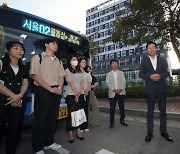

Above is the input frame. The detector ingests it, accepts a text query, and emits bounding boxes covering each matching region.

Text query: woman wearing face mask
[0,41,29,154]
[77,58,92,133]
[65,55,84,143]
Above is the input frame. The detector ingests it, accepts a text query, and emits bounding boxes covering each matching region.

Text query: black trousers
[81,95,89,130]
[66,94,83,131]
[146,92,167,133]
[31,87,60,153]
[0,100,26,154]
[109,94,125,124]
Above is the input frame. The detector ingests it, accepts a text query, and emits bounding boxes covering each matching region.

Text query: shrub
[95,84,180,98]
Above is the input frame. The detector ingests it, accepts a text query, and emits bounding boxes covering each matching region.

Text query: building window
[105,54,109,60]
[104,16,109,21]
[86,30,90,35]
[94,33,99,39]
[94,26,99,32]
[90,35,94,40]
[116,43,123,49]
[104,46,108,52]
[110,53,115,59]
[129,49,134,55]
[91,21,94,26]
[126,58,132,65]
[86,23,89,28]
[116,52,121,58]
[119,59,125,66]
[86,16,90,21]
[102,62,106,68]
[99,17,104,23]
[91,15,94,20]
[99,40,104,45]
[109,13,114,20]
[106,62,109,68]
[99,10,104,16]
[91,28,94,33]
[100,25,104,30]
[104,23,109,29]
[109,28,114,33]
[99,48,104,52]
[94,56,99,62]
[99,55,104,61]
[95,20,99,25]
[120,2,125,8]
[104,30,109,36]
[109,44,115,51]
[109,6,114,12]
[104,8,109,14]
[99,32,104,38]
[133,56,140,64]
[114,4,119,10]
[124,70,136,82]
[109,21,114,27]
[95,12,99,18]
[142,46,146,53]
[122,50,126,57]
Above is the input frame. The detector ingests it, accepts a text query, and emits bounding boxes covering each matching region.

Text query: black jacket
[0,59,29,102]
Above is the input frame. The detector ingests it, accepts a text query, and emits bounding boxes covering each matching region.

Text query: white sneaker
[80,130,84,133]
[34,150,45,154]
[44,143,70,154]
[84,129,89,133]
[44,143,61,150]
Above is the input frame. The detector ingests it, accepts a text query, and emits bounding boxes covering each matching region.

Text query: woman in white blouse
[65,56,84,143]
[77,58,92,133]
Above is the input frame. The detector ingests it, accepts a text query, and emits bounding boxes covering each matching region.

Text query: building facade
[86,0,166,87]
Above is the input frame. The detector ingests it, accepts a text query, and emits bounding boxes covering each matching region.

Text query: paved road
[0,113,180,154]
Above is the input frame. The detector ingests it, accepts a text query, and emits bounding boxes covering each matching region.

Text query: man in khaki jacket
[106,59,128,128]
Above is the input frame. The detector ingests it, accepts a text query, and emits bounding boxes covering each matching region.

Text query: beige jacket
[106,70,126,98]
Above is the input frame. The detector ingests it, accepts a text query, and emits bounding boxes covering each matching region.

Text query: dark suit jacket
[139,55,169,93]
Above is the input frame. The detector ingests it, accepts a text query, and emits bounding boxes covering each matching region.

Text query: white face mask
[71,60,78,66]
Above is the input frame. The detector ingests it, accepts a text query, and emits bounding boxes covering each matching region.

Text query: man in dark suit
[139,41,173,142]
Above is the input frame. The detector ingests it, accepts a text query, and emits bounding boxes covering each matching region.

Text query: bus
[0,4,89,125]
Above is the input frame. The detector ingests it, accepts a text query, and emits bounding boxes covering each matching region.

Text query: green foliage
[112,0,180,60]
[89,39,103,56]
[96,88,108,98]
[126,84,146,98]
[96,84,180,98]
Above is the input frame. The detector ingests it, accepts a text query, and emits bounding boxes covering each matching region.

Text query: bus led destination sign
[22,19,79,45]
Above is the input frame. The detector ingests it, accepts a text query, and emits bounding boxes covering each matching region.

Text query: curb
[99,106,180,120]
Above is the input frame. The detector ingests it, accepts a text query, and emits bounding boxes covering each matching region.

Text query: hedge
[95,84,180,98]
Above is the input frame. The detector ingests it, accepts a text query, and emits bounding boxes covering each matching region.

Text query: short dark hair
[110,59,118,65]
[146,41,157,49]
[43,38,59,51]
[44,38,58,44]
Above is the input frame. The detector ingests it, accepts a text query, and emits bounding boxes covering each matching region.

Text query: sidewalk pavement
[98,97,180,128]
[98,97,180,113]
[1,114,179,154]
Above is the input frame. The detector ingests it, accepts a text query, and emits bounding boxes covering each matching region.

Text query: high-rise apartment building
[86,0,165,86]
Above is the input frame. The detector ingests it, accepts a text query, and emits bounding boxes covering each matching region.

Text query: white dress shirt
[149,55,157,70]
[112,70,118,89]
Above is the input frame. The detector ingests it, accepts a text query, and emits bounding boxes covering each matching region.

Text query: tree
[112,0,180,61]
[88,39,104,67]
